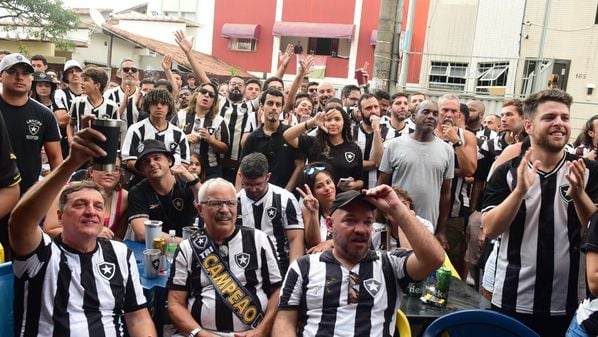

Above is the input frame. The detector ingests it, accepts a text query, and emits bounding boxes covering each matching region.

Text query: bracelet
[189,327,202,337]
[186,175,201,187]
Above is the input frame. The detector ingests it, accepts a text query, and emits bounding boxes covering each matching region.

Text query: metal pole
[398,0,416,91]
[533,0,551,93]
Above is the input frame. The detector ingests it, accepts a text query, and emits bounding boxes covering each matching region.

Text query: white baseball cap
[0,53,34,73]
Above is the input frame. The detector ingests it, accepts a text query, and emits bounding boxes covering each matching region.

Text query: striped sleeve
[123,247,147,312]
[283,193,303,230]
[278,256,308,309]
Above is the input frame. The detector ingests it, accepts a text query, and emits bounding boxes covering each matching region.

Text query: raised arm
[283,55,313,113]
[9,126,107,256]
[161,54,180,99]
[283,111,326,148]
[174,30,210,84]
[364,184,444,280]
[275,43,294,79]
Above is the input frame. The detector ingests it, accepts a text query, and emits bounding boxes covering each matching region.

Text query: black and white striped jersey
[54,87,80,111]
[352,123,389,189]
[121,118,190,165]
[218,98,257,162]
[69,96,119,131]
[482,152,598,315]
[103,86,142,128]
[381,118,413,144]
[167,226,282,333]
[12,233,147,337]
[237,183,303,272]
[278,249,413,337]
[574,211,598,334]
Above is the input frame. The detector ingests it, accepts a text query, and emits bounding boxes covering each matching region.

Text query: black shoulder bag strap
[188,229,264,328]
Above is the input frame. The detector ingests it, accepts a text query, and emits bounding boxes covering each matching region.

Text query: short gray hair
[438,94,460,106]
[197,178,236,202]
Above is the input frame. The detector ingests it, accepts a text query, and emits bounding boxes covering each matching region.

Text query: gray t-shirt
[379,135,454,230]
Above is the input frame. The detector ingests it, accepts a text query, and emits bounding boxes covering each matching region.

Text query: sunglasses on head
[122,67,138,73]
[303,163,327,176]
[197,88,216,98]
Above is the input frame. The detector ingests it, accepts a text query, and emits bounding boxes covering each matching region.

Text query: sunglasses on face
[122,67,138,73]
[197,88,216,98]
[308,88,318,93]
[303,163,327,176]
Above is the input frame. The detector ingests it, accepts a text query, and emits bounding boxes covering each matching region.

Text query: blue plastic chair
[0,262,14,337]
[422,309,540,337]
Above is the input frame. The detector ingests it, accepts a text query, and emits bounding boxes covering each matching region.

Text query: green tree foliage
[0,0,79,44]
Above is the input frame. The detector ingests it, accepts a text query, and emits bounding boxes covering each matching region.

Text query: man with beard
[272,187,444,337]
[483,114,501,133]
[383,92,414,141]
[481,89,598,337]
[175,30,258,183]
[240,88,304,190]
[378,100,454,248]
[104,58,142,129]
[178,87,191,109]
[466,100,496,141]
[352,93,384,189]
[316,82,335,112]
[405,92,425,131]
[341,84,361,125]
[374,89,391,117]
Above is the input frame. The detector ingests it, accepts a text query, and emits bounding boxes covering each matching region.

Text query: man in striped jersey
[272,186,444,337]
[352,93,384,189]
[482,89,598,337]
[104,58,143,129]
[237,153,304,274]
[8,124,156,337]
[168,178,282,337]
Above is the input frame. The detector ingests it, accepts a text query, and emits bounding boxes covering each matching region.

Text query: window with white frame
[428,62,468,92]
[476,62,509,94]
[228,38,257,52]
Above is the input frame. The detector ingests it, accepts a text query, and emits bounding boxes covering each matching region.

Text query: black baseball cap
[330,190,375,214]
[134,139,175,171]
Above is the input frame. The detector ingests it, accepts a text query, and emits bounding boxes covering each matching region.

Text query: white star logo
[235,253,251,269]
[363,279,381,297]
[96,262,116,281]
[101,265,112,275]
[266,207,277,220]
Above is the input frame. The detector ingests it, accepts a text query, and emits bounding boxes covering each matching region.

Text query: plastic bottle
[166,230,177,264]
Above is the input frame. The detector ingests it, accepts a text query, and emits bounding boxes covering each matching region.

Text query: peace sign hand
[296,184,319,214]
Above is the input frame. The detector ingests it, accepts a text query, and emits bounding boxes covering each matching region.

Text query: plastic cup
[91,119,122,172]
[355,68,366,85]
[144,220,163,249]
[143,248,161,279]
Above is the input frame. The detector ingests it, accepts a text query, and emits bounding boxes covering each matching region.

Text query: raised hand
[161,54,174,71]
[174,30,194,53]
[296,184,319,214]
[279,43,294,66]
[299,55,315,76]
[566,158,587,200]
[515,148,540,195]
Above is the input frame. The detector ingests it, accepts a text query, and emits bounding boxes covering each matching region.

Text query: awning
[221,23,260,40]
[370,30,377,45]
[272,21,355,40]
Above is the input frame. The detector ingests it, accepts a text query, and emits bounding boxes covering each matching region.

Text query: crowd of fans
[1,29,598,337]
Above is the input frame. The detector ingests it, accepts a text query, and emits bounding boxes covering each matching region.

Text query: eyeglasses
[122,67,138,73]
[197,88,216,98]
[303,164,327,176]
[229,81,244,87]
[201,199,237,208]
[348,271,360,304]
[308,88,318,93]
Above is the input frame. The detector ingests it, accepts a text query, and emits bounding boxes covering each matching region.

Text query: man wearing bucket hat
[54,59,83,113]
[8,123,156,337]
[273,185,445,337]
[127,139,201,242]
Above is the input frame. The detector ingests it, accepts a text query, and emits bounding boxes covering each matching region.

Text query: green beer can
[435,267,452,302]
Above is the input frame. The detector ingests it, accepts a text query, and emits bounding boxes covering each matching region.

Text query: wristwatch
[186,174,201,187]
[452,140,463,147]
[189,327,202,337]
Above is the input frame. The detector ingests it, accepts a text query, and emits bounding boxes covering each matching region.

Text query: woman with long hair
[284,103,364,191]
[295,162,337,252]
[172,82,229,179]
[30,72,59,110]
[44,156,128,240]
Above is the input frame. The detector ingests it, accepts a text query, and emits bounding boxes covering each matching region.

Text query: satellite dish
[89,8,106,27]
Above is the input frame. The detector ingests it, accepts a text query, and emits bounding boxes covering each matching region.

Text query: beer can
[143,249,161,279]
[406,281,423,297]
[435,267,452,301]
[152,237,166,272]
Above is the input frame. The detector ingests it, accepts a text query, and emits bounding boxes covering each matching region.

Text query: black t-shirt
[0,97,61,194]
[298,135,364,184]
[0,112,20,188]
[127,179,198,236]
[241,123,303,188]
